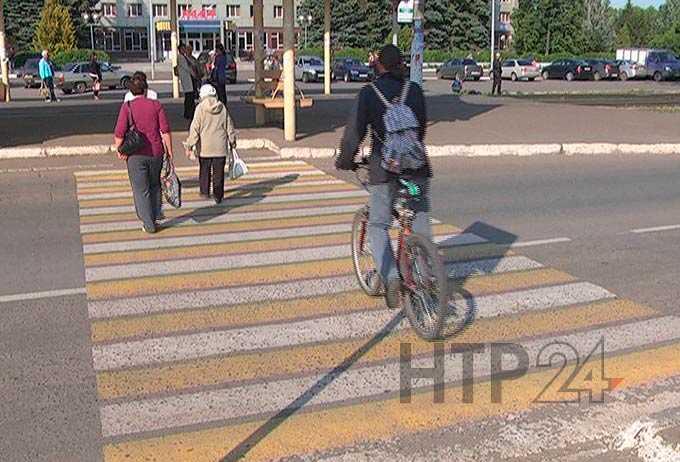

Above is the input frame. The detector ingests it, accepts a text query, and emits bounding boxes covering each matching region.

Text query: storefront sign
[156,20,171,31]
[180,8,217,20]
[397,0,414,24]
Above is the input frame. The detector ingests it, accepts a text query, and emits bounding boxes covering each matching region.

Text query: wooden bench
[242,69,314,110]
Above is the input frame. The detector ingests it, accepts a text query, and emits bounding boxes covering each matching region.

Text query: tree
[3,0,42,52]
[582,0,614,52]
[424,0,450,50]
[614,1,657,48]
[33,0,76,53]
[513,0,586,55]
[448,0,490,51]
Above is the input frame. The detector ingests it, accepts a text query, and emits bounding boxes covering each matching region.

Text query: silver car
[501,59,540,81]
[294,55,326,83]
[615,59,648,81]
[55,62,131,94]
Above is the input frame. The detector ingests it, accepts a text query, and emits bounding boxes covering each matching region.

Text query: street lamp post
[81,11,100,50]
[298,14,312,49]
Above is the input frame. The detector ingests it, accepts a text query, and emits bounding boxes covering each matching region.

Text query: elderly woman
[185,84,236,205]
[114,76,173,233]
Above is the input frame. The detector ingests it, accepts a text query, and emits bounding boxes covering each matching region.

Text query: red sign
[180,8,217,20]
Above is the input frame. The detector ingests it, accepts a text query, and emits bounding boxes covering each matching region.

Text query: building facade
[94,0,302,60]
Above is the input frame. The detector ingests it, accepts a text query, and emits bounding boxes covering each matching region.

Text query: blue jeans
[368,178,432,284]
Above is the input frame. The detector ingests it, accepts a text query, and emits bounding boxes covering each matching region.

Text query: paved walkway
[2,93,680,153]
[71,157,680,461]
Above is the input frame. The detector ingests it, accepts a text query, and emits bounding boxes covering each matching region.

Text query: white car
[501,59,541,81]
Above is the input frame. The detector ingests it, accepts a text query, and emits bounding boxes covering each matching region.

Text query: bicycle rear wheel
[400,232,448,341]
[351,206,383,296]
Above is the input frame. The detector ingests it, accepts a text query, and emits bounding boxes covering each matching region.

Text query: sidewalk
[2,93,680,158]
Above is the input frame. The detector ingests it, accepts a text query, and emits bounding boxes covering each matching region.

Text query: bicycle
[350,160,449,341]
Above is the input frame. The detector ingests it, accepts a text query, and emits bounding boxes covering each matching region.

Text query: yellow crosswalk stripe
[95,298,651,401]
[101,340,680,462]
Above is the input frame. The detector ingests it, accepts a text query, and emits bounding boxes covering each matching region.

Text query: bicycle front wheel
[351,206,383,296]
[400,232,448,341]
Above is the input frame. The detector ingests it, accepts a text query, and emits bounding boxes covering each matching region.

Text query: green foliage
[398,25,413,51]
[514,0,587,55]
[614,0,658,48]
[52,48,109,66]
[297,47,369,61]
[583,0,615,52]
[448,0,490,52]
[3,0,42,52]
[33,0,77,54]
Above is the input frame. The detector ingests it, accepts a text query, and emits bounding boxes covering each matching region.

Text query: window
[127,4,142,17]
[102,3,117,17]
[124,30,148,51]
[499,12,510,23]
[273,5,283,18]
[238,31,254,51]
[152,4,168,17]
[250,5,253,17]
[270,32,282,50]
[178,4,191,17]
[226,5,240,18]
[103,29,121,51]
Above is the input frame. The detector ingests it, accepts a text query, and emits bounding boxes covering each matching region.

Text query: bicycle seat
[398,178,421,198]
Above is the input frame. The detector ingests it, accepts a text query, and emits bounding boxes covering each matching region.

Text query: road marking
[512,237,572,247]
[98,316,680,438]
[79,189,368,216]
[95,298,651,401]
[101,341,680,461]
[91,281,613,371]
[0,287,86,303]
[73,160,308,177]
[631,224,680,234]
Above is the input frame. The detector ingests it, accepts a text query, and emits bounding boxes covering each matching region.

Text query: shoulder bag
[118,101,145,156]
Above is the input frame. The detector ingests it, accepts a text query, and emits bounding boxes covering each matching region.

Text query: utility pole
[149,1,156,80]
[323,0,331,95]
[282,0,295,141]
[490,0,496,70]
[170,0,180,99]
[0,0,10,102]
[409,0,424,85]
[253,0,265,126]
[392,2,399,46]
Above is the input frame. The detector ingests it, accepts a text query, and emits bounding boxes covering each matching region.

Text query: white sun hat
[199,83,217,99]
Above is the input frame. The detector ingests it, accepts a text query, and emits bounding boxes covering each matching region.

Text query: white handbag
[229,148,248,180]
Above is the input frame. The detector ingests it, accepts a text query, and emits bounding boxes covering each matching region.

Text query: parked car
[501,59,540,81]
[614,59,648,81]
[55,62,131,94]
[584,59,619,80]
[616,48,680,81]
[333,58,373,82]
[295,55,326,83]
[436,58,483,81]
[541,59,594,81]
[20,58,42,88]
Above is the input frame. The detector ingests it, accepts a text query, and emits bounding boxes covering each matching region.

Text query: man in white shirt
[123,71,158,102]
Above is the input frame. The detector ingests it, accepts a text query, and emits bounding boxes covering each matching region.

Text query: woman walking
[88,53,102,100]
[185,84,236,205]
[114,76,174,233]
[177,43,196,121]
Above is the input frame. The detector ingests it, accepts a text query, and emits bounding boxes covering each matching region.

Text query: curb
[2,141,680,160]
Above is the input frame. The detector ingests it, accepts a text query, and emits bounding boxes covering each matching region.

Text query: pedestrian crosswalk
[73,158,680,461]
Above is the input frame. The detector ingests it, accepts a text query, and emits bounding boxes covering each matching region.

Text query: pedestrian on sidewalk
[491,52,502,96]
[124,71,158,102]
[336,44,431,310]
[88,52,103,100]
[184,84,237,205]
[38,50,59,103]
[212,43,228,105]
[114,76,174,234]
[185,44,203,98]
[177,43,196,120]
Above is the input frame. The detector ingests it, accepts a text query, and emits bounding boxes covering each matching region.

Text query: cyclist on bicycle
[336,44,432,310]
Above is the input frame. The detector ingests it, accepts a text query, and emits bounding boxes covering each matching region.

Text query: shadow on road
[160,174,299,228]
[217,219,516,461]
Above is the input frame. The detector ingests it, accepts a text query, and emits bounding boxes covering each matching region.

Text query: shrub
[53,49,110,66]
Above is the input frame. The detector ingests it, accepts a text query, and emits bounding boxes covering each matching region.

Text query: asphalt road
[2,152,680,460]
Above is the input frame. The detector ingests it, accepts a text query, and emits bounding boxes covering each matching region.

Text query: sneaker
[214,197,223,205]
[385,277,401,310]
[154,211,166,224]
[141,224,156,234]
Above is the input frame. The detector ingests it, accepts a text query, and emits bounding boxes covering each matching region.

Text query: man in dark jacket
[336,44,432,309]
[213,43,228,105]
[492,52,502,96]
